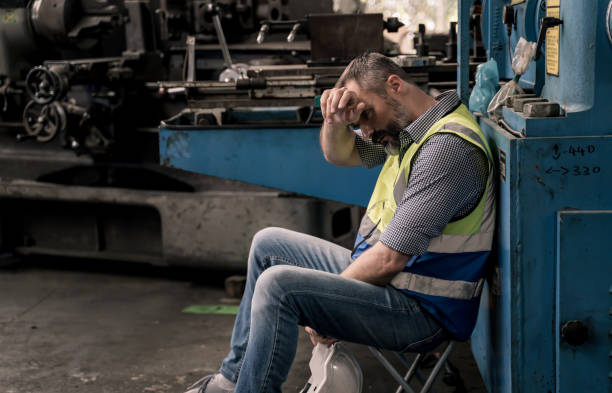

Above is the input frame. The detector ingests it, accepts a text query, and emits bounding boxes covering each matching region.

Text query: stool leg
[419,341,455,393]
[368,347,417,393]
[393,353,423,393]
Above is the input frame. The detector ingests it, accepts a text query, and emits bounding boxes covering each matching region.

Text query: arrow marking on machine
[545,167,569,175]
[545,166,602,177]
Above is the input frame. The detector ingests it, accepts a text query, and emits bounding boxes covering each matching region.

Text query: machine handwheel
[25,66,61,105]
[23,100,66,143]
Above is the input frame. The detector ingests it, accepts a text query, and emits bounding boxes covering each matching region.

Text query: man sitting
[185,52,495,393]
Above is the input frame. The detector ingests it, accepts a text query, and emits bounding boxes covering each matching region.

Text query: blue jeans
[219,227,446,393]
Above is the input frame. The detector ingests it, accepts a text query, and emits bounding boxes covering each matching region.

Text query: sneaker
[184,373,235,393]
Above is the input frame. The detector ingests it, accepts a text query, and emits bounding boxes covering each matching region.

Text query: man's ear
[386,75,402,94]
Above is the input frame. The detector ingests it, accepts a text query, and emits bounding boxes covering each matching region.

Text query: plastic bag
[487,37,536,120]
[511,37,537,75]
[469,58,499,114]
[486,77,524,120]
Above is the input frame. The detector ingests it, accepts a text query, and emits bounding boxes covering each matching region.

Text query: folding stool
[368,340,456,393]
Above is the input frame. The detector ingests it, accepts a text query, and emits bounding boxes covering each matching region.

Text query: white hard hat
[301,343,363,393]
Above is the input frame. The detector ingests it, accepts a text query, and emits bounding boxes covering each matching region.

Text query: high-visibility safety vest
[353,104,495,340]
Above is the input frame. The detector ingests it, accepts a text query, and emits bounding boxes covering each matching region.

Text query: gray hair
[335,52,413,95]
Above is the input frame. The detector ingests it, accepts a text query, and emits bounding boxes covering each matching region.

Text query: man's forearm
[318,86,365,166]
[340,242,410,286]
[319,122,361,166]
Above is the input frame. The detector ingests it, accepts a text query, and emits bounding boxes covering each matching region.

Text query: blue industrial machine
[159,106,379,207]
[159,1,612,392]
[157,45,457,207]
[463,1,612,392]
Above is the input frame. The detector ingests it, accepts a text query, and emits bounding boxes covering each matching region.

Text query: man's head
[335,53,424,154]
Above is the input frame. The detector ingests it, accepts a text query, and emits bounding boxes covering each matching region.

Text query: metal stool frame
[368,341,456,393]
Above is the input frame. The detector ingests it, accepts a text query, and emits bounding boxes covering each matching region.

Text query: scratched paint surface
[472,118,612,393]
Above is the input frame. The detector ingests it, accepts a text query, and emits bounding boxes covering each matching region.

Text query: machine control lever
[257,24,269,44]
[535,17,563,60]
[287,23,301,43]
[502,5,515,35]
[257,19,306,44]
[561,320,589,346]
[205,3,233,68]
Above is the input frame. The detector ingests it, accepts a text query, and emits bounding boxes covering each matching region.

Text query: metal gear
[25,66,63,104]
[22,100,66,142]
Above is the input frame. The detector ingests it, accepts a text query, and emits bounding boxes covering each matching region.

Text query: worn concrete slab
[0,259,487,393]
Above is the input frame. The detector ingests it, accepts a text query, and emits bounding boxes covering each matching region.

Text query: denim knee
[250,227,285,249]
[250,226,286,254]
[253,265,293,296]
[251,265,297,314]
[248,227,281,270]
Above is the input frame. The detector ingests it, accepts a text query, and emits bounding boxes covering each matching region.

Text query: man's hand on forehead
[321,87,366,125]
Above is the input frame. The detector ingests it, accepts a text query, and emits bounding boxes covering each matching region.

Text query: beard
[383,138,401,156]
[372,98,411,156]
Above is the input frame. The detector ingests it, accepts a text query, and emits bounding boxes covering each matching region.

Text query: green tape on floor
[182,305,240,315]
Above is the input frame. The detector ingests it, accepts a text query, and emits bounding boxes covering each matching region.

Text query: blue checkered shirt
[354,90,489,256]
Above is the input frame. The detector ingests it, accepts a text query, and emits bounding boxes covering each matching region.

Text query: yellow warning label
[546,3,560,76]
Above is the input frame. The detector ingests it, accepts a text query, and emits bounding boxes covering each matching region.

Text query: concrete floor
[0,258,487,393]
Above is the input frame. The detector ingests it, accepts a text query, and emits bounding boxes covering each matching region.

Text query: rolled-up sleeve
[379,134,489,256]
[354,133,387,168]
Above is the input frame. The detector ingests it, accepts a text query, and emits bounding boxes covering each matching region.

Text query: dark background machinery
[0,0,482,268]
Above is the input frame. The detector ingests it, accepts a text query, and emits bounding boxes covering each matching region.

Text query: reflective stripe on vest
[390,272,485,300]
[357,214,381,246]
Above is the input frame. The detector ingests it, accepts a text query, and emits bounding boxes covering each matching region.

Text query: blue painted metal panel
[481,0,546,93]
[471,124,516,393]
[480,0,507,71]
[229,107,301,122]
[483,0,612,138]
[509,1,544,92]
[473,116,612,393]
[542,1,599,113]
[556,211,612,393]
[159,124,379,207]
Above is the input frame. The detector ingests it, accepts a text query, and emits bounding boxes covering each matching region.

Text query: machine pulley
[22,100,67,142]
[25,66,67,105]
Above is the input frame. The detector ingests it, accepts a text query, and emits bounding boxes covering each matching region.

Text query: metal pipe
[155,0,168,42]
[393,352,415,369]
[419,341,455,393]
[212,14,233,67]
[153,81,234,89]
[394,353,423,393]
[368,347,417,393]
[186,35,196,81]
